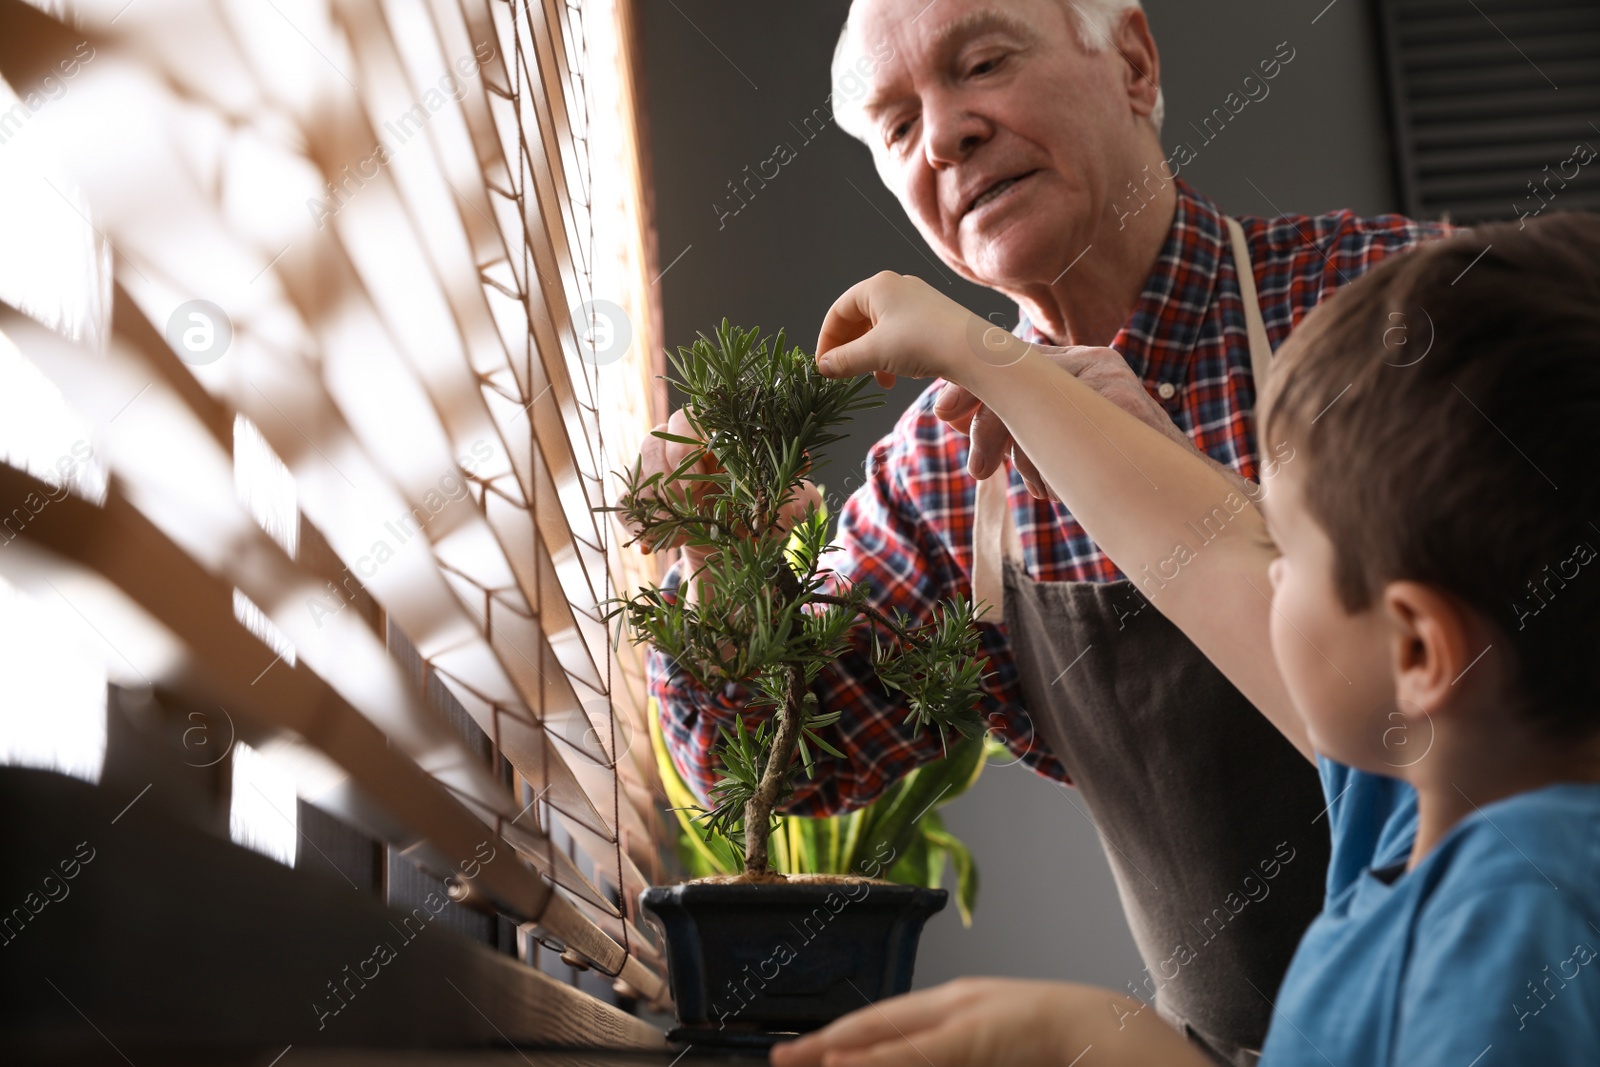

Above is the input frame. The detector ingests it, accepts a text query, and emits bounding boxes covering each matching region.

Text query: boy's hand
[768,977,1213,1067]
[816,273,1203,501]
[816,271,994,389]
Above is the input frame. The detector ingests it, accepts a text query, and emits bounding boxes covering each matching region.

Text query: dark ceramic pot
[640,881,947,1048]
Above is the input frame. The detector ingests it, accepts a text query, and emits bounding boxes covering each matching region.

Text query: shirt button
[1156,382,1177,400]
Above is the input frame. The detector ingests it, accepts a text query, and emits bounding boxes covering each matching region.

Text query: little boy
[776,213,1600,1066]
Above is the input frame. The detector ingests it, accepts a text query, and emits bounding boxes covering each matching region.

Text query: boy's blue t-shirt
[1260,759,1600,1066]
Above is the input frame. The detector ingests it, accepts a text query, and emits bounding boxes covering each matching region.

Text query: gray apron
[972,219,1330,1067]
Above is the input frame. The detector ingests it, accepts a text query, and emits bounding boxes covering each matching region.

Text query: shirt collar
[1016,179,1230,383]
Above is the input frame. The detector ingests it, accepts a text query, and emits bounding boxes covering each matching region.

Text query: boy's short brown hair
[1262,212,1600,738]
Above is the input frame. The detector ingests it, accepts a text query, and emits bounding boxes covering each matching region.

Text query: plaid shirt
[653,179,1448,813]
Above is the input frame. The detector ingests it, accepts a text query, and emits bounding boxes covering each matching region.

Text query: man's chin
[953,193,1087,287]
[959,241,1063,292]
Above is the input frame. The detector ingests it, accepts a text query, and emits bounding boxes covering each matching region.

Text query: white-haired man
[642,3,1446,1063]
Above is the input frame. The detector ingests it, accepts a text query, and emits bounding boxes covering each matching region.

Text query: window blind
[0,0,669,1032]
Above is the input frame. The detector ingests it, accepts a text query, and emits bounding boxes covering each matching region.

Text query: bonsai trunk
[741,664,806,877]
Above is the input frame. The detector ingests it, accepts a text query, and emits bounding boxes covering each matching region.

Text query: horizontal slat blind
[0,0,667,1019]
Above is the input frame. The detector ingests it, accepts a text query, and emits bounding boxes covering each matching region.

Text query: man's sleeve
[1317,212,1454,310]
[1393,884,1600,1066]
[650,395,1060,815]
[1262,210,1454,341]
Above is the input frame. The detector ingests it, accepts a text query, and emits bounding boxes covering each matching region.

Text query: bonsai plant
[607,321,988,1044]
[648,697,993,927]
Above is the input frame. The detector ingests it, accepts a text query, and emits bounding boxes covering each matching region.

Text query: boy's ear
[1381,581,1483,718]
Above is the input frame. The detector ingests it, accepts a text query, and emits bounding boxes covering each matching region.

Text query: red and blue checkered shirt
[653,179,1448,813]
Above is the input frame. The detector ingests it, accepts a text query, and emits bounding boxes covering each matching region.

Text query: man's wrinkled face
[841,0,1149,288]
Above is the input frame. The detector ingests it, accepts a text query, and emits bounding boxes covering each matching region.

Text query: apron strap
[972,466,1019,620]
[971,217,1272,620]
[1225,216,1274,402]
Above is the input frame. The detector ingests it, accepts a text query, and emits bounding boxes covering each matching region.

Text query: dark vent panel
[1378,0,1600,223]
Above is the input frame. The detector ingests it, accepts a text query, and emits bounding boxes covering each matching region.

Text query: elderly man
[643,2,1445,1062]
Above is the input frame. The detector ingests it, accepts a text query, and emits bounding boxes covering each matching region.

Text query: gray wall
[635,0,1397,991]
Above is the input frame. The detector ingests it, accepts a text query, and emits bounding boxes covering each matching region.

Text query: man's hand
[631,408,820,599]
[633,408,717,572]
[933,347,1195,500]
[768,977,1213,1067]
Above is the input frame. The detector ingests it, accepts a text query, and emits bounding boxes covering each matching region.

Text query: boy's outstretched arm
[818,272,1313,761]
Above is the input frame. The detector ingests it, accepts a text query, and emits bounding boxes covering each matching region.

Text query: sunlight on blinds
[0,574,106,782]
[232,414,299,669]
[0,0,670,1010]
[230,738,300,867]
[0,64,107,350]
[0,68,111,784]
